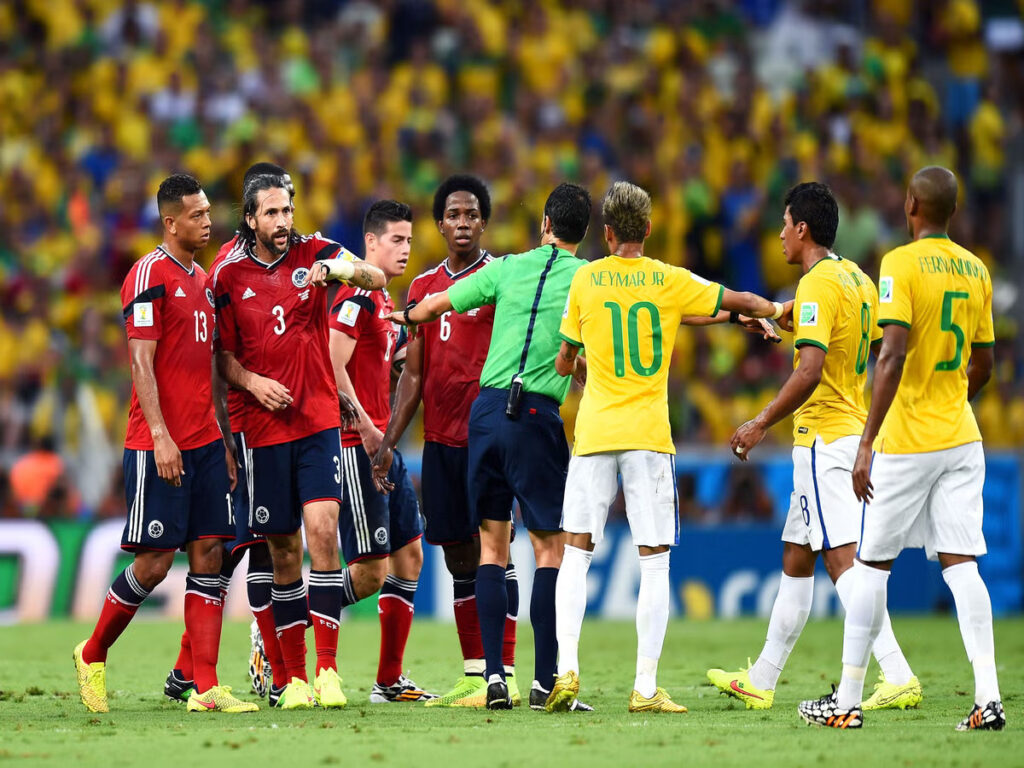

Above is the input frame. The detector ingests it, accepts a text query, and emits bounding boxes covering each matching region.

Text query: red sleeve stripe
[133,250,166,299]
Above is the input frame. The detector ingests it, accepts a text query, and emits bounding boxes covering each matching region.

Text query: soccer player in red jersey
[73,174,257,714]
[373,176,524,707]
[165,163,297,707]
[327,200,435,703]
[212,173,386,710]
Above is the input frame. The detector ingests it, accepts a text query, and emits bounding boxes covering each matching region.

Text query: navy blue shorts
[243,428,343,536]
[224,433,266,555]
[467,387,569,533]
[121,438,233,551]
[339,446,423,562]
[420,441,476,545]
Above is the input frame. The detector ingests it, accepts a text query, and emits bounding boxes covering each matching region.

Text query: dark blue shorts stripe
[810,442,831,550]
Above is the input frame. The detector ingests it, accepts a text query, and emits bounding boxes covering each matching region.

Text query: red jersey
[329,286,397,448]
[121,246,222,451]
[212,233,343,448]
[207,235,245,433]
[407,252,495,447]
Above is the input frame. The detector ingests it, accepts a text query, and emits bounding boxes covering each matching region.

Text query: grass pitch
[0,616,1018,767]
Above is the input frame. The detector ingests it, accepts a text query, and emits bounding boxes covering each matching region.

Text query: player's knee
[133,552,174,589]
[248,543,273,570]
[442,541,478,576]
[392,542,423,579]
[351,559,387,598]
[531,532,565,569]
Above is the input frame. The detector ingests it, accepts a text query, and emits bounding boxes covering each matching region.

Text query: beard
[258,228,290,256]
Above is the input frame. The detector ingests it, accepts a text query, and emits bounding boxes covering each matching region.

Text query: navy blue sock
[475,564,508,680]
[246,565,274,612]
[531,567,558,689]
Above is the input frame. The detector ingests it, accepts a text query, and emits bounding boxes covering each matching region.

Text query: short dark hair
[157,174,203,214]
[544,183,591,245]
[432,174,492,222]
[784,182,838,249]
[239,173,289,245]
[363,199,413,236]
[244,162,287,187]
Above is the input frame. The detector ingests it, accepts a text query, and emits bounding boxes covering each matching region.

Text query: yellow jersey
[876,234,995,454]
[792,255,881,447]
[559,255,723,455]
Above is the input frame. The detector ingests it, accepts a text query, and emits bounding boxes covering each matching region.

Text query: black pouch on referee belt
[505,244,560,421]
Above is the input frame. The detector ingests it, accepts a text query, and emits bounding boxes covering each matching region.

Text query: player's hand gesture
[738,316,782,343]
[775,300,796,333]
[852,440,874,503]
[371,444,395,494]
[730,418,766,461]
[248,374,293,411]
[360,423,385,463]
[153,431,184,487]
[303,261,332,288]
[338,392,359,430]
[572,355,588,388]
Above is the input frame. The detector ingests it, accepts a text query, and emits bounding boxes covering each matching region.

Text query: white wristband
[323,255,356,281]
[770,301,784,320]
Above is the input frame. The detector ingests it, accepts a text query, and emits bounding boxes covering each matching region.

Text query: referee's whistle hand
[387,311,408,326]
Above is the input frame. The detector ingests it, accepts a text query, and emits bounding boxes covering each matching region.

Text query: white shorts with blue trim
[782,435,861,552]
[561,450,678,547]
[858,441,986,562]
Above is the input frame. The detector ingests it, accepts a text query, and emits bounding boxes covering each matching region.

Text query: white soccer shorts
[561,450,678,547]
[781,435,862,552]
[858,441,987,562]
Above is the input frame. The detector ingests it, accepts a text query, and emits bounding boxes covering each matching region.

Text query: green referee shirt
[448,244,585,404]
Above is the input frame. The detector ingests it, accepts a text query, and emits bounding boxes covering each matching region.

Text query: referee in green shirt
[390,183,591,710]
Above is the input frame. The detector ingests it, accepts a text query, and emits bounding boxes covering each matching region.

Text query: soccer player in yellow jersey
[800,167,1004,731]
[547,181,784,714]
[709,183,920,716]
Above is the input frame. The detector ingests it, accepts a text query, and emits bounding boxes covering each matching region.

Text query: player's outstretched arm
[730,344,825,461]
[215,348,292,411]
[852,324,908,503]
[374,332,424,482]
[129,338,183,487]
[211,357,237,491]
[967,345,994,401]
[304,252,387,290]
[720,288,786,320]
[389,291,454,326]
[680,309,782,342]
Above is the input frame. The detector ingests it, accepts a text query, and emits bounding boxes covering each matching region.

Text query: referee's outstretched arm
[389,290,454,327]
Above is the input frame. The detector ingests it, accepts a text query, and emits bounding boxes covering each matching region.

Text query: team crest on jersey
[292,267,310,288]
[255,506,270,524]
[799,302,818,327]
[206,288,215,307]
[879,276,893,303]
[148,520,164,538]
[374,527,388,545]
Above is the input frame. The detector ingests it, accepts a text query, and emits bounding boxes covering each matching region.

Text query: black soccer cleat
[164,669,196,703]
[797,686,863,729]
[530,682,593,712]
[486,679,513,710]
[268,683,286,709]
[957,700,1006,731]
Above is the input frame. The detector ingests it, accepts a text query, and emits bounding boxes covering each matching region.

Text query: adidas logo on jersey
[242,287,256,300]
[175,286,186,298]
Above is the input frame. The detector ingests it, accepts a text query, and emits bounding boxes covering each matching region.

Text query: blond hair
[602,181,652,243]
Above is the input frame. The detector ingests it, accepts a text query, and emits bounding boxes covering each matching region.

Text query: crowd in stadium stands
[1,0,1022,520]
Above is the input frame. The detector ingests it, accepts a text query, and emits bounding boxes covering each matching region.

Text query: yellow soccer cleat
[187,685,259,713]
[706,664,774,710]
[275,677,315,710]
[73,640,108,713]
[628,688,688,713]
[425,675,487,708]
[545,670,580,713]
[507,671,522,707]
[313,667,347,709]
[861,673,922,711]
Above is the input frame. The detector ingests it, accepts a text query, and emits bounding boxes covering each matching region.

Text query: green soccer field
[0,617,1018,767]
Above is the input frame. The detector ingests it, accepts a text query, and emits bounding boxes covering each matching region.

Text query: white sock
[634,551,670,698]
[834,568,913,686]
[837,561,889,709]
[749,573,813,690]
[942,561,1001,706]
[555,545,592,676]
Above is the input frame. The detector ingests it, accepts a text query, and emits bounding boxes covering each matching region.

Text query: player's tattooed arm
[129,338,183,486]
[215,349,293,412]
[211,357,238,491]
[304,253,386,290]
[350,260,386,290]
[555,340,580,377]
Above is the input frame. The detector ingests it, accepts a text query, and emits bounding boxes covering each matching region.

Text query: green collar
[920,233,950,240]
